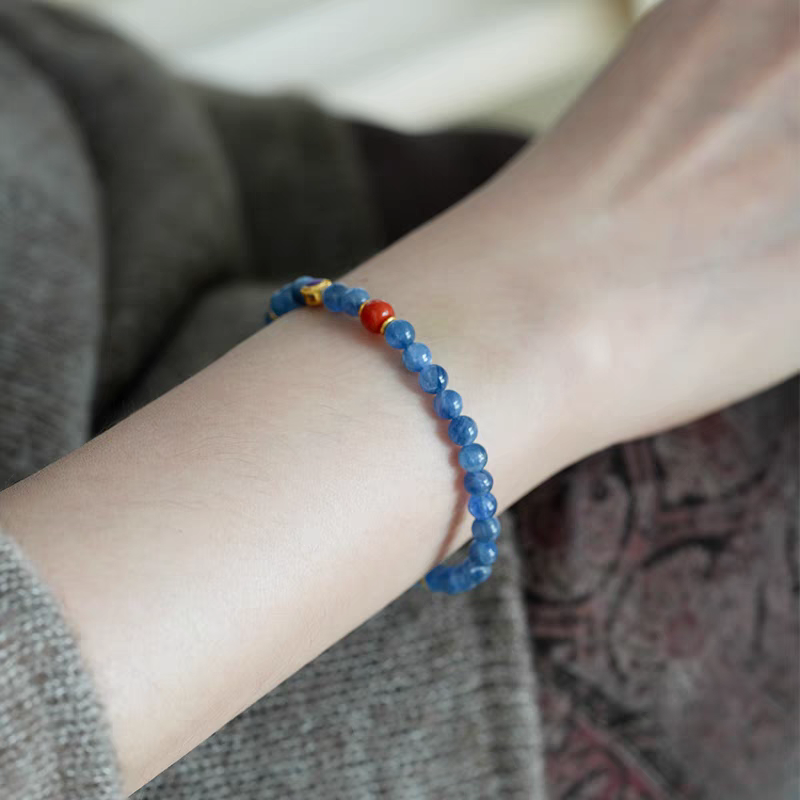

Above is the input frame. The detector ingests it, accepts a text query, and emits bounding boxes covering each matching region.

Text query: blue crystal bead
[426,563,490,594]
[469,539,498,566]
[419,364,448,393]
[433,389,463,420]
[290,275,316,304]
[448,415,478,446]
[472,517,501,542]
[459,443,488,472]
[402,342,432,372]
[322,282,348,311]
[464,470,493,495]
[468,492,497,520]
[468,564,492,586]
[269,286,300,318]
[424,565,449,592]
[384,319,415,349]
[445,564,473,595]
[342,287,370,316]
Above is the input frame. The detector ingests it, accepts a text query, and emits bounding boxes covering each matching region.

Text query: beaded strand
[265,276,501,595]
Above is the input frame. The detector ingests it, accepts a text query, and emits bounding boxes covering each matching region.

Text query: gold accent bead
[379,316,396,335]
[268,310,278,321]
[299,278,332,306]
[358,300,368,317]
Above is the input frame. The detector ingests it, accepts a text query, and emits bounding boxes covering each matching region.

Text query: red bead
[360,299,394,334]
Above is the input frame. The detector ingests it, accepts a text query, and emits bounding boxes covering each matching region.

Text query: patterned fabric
[517,378,799,800]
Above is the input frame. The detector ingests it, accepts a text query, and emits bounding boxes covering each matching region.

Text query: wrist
[341,190,609,498]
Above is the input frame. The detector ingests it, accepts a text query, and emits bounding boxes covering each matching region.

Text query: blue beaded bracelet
[265,276,501,595]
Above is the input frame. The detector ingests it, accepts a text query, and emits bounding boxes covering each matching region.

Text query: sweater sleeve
[0,528,121,800]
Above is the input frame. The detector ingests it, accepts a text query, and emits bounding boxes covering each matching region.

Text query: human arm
[0,0,798,793]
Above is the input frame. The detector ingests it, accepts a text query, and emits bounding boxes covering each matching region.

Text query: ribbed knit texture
[0,3,545,797]
[0,533,121,800]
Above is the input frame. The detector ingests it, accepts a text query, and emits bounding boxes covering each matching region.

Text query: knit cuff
[0,529,121,800]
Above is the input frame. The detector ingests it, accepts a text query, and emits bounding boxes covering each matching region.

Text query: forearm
[0,189,590,793]
[3,0,796,791]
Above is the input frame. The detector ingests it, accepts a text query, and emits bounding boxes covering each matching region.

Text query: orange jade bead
[359,299,395,333]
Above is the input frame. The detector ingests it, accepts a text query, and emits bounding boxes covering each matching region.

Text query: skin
[0,0,798,793]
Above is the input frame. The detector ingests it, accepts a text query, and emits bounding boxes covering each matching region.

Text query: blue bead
[472,517,501,542]
[448,415,478,446]
[342,287,370,316]
[269,286,300,317]
[322,282,348,311]
[424,565,449,592]
[459,443,488,472]
[419,364,448,393]
[445,564,473,595]
[464,470,493,495]
[290,275,316,304]
[469,540,498,566]
[468,492,497,520]
[433,389,463,420]
[427,560,491,593]
[402,342,432,372]
[468,564,492,585]
[384,319,415,349]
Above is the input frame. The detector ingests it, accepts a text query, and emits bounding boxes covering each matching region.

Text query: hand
[470,0,799,449]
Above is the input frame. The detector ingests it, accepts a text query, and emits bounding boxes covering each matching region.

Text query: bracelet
[264,276,500,595]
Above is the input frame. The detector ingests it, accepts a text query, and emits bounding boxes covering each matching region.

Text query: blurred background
[53,0,662,133]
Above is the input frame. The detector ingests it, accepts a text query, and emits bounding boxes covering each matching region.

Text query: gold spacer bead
[379,316,396,335]
[358,300,369,317]
[299,278,332,307]
[268,309,278,321]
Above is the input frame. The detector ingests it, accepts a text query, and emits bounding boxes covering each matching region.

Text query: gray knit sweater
[0,3,544,798]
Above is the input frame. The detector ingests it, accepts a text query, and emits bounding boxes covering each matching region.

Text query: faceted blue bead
[445,564,473,595]
[448,415,478,446]
[469,539,498,566]
[424,565,449,592]
[464,469,493,495]
[342,287,370,316]
[433,389,463,420]
[384,319,415,349]
[419,364,448,393]
[290,275,316,304]
[269,286,300,317]
[402,342,432,372]
[322,282,348,311]
[472,517,501,542]
[426,560,491,593]
[468,492,497,520]
[468,564,492,586]
[459,443,488,472]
